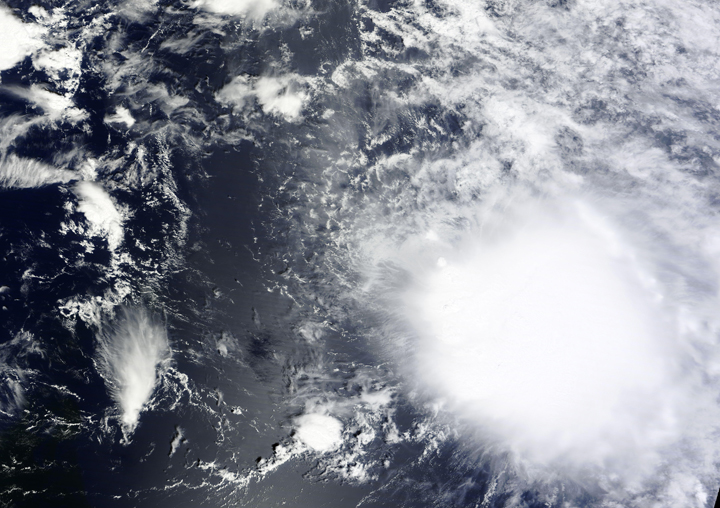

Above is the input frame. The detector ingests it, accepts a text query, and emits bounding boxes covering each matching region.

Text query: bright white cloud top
[192,0,280,20]
[74,182,124,252]
[0,5,45,72]
[217,73,309,122]
[348,179,720,505]
[410,196,681,469]
[96,307,170,438]
[294,413,343,453]
[104,106,136,129]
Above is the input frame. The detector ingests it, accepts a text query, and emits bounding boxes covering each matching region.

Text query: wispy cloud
[96,307,171,440]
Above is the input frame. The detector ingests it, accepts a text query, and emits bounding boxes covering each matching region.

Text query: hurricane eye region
[405,196,683,471]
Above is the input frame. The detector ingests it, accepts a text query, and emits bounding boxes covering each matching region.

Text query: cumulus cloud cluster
[0,5,45,72]
[217,73,309,122]
[73,182,124,252]
[192,0,280,21]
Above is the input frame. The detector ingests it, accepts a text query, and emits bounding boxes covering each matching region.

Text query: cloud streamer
[96,307,170,440]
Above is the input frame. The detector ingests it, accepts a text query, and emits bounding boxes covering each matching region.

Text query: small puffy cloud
[104,106,136,129]
[216,75,253,109]
[216,73,309,122]
[255,75,307,121]
[74,182,124,251]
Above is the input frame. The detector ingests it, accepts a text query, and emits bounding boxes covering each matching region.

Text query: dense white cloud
[294,413,343,452]
[192,0,280,20]
[96,307,170,438]
[216,75,253,109]
[254,75,307,121]
[104,106,136,129]
[0,5,45,72]
[216,73,308,122]
[74,182,124,252]
[410,194,691,473]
